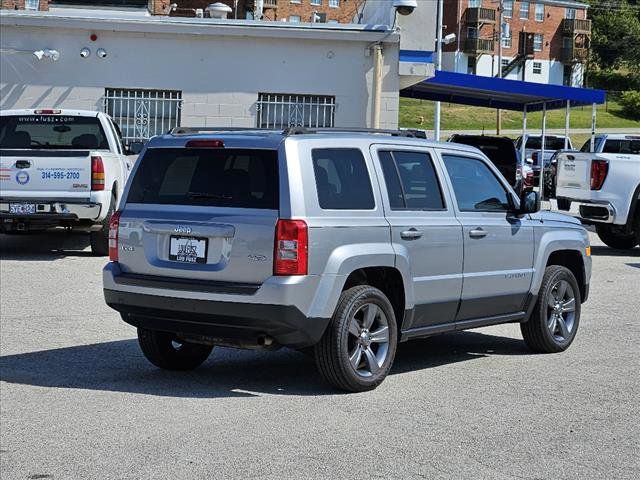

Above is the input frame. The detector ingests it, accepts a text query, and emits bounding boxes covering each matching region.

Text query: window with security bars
[103,88,182,143]
[256,93,335,129]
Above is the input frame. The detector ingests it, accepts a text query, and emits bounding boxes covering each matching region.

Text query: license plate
[169,236,208,264]
[9,203,36,215]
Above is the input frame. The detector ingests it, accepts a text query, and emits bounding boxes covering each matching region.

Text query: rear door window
[312,148,375,210]
[127,148,279,209]
[378,150,445,210]
[0,115,108,149]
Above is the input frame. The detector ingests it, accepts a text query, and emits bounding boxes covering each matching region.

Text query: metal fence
[103,88,182,142]
[256,93,335,129]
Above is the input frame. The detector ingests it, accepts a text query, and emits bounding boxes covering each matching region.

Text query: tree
[589,0,640,71]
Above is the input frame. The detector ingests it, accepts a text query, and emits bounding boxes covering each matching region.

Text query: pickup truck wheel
[314,286,397,392]
[90,195,115,256]
[595,224,638,250]
[137,327,213,370]
[521,265,581,353]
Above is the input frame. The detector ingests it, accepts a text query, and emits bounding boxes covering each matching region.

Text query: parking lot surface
[1,231,638,480]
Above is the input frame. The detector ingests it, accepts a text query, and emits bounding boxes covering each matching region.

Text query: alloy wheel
[347,303,390,377]
[546,279,576,342]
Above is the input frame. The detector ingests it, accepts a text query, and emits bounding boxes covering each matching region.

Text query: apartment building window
[502,30,512,48]
[503,0,513,18]
[565,8,576,19]
[290,0,301,3]
[469,0,482,7]
[520,1,529,19]
[289,15,301,22]
[533,61,542,74]
[104,88,182,142]
[257,93,336,128]
[25,0,39,10]
[533,33,543,51]
[329,0,339,7]
[535,3,544,21]
[467,27,478,38]
[501,58,510,70]
[310,0,321,5]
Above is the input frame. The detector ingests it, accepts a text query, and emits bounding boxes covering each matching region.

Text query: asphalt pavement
[0,231,638,479]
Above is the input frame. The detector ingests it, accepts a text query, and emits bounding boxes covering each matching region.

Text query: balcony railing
[562,18,592,35]
[562,46,589,63]
[465,7,497,24]
[463,38,495,54]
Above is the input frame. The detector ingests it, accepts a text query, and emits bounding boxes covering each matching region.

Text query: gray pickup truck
[103,128,592,392]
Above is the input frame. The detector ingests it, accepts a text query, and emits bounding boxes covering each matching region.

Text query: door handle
[401,228,423,240]
[469,227,488,239]
[15,160,31,169]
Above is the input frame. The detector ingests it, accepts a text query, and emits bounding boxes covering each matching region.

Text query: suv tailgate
[116,147,279,285]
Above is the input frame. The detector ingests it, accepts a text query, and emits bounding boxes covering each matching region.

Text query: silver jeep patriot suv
[103,128,592,392]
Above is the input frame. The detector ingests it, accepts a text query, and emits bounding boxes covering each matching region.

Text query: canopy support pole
[520,104,527,194]
[590,103,597,151]
[433,0,444,141]
[564,100,570,149]
[540,102,547,205]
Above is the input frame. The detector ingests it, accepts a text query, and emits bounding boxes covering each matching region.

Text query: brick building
[442,0,591,86]
[0,0,363,23]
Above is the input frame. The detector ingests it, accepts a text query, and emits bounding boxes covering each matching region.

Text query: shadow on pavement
[589,245,639,257]
[0,331,530,397]
[0,231,94,260]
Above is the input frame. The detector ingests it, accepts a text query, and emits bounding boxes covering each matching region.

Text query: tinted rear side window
[379,150,445,210]
[602,139,640,154]
[312,148,374,210]
[127,148,278,209]
[0,115,108,149]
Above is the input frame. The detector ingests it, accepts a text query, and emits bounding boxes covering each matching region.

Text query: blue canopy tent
[401,71,607,200]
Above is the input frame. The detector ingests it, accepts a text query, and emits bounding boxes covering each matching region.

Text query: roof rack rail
[169,127,283,135]
[282,127,427,138]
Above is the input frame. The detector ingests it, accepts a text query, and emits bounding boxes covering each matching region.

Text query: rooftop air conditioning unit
[206,2,233,19]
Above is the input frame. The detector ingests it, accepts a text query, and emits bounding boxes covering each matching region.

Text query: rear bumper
[555,198,616,224]
[104,288,329,348]
[0,200,103,231]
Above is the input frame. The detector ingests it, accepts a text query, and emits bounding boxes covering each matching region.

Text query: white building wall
[0,14,400,131]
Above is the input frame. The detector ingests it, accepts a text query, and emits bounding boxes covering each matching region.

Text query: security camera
[393,0,417,16]
[80,47,91,58]
[96,48,107,59]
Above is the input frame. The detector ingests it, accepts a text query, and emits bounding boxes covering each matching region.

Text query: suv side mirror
[127,141,145,155]
[519,189,539,214]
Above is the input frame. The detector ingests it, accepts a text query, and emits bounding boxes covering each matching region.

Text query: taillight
[91,156,105,191]
[109,210,122,262]
[590,160,608,190]
[185,139,224,148]
[274,219,308,276]
[34,109,61,114]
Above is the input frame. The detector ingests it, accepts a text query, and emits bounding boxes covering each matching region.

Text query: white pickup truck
[0,109,139,255]
[556,133,640,250]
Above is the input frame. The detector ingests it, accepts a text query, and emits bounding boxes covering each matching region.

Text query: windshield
[0,115,108,150]
[525,136,567,151]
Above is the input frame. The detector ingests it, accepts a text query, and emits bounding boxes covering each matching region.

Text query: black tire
[314,286,398,392]
[90,194,115,256]
[595,224,638,250]
[521,265,581,353]
[557,198,571,211]
[137,327,213,370]
[634,210,640,247]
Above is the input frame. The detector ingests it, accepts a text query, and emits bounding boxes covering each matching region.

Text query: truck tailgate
[0,150,92,199]
[556,153,591,194]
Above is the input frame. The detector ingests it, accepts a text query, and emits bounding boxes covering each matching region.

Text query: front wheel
[521,265,581,353]
[596,224,638,250]
[314,286,398,392]
[137,328,213,370]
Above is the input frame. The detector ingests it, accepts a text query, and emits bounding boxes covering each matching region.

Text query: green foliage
[589,1,640,71]
[620,90,640,118]
[588,70,640,91]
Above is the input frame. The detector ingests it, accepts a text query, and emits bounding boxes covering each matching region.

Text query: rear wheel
[521,265,581,353]
[595,224,638,250]
[314,286,397,392]
[137,328,213,370]
[90,194,115,256]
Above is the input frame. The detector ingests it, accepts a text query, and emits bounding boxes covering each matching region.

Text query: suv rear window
[127,148,279,209]
[312,148,375,210]
[525,136,566,151]
[0,115,108,149]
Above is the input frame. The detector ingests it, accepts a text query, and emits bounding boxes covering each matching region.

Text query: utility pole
[496,0,504,135]
[434,0,444,141]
